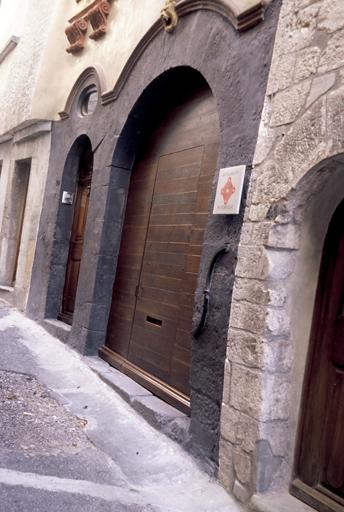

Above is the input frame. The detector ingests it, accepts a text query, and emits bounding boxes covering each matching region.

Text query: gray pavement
[0,302,242,512]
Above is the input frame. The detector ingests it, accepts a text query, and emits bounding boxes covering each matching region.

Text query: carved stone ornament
[161,0,178,33]
[65,0,114,53]
[88,0,113,40]
[65,17,88,53]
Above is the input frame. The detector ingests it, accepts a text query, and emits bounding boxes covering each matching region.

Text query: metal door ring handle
[193,244,230,339]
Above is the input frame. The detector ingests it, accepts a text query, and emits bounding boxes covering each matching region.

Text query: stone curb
[85,356,191,448]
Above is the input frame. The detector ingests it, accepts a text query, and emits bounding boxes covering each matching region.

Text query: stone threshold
[86,355,191,448]
[249,492,315,512]
[42,318,72,344]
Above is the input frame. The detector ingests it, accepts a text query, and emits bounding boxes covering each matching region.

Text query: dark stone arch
[89,65,235,469]
[110,66,213,173]
[44,135,93,324]
[249,152,344,497]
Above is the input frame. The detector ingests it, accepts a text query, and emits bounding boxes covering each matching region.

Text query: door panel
[101,88,220,411]
[128,146,205,397]
[106,158,159,357]
[292,200,344,511]
[59,155,92,324]
[323,369,344,494]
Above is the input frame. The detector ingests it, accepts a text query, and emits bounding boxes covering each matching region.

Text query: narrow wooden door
[100,87,220,412]
[292,199,344,512]
[59,151,93,324]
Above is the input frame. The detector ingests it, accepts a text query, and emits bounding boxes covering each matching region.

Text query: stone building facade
[218,1,344,511]
[24,0,281,482]
[3,1,344,511]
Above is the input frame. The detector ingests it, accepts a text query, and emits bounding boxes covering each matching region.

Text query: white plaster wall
[0,0,27,49]
[0,1,171,131]
[0,1,169,130]
[31,0,167,120]
[0,0,57,135]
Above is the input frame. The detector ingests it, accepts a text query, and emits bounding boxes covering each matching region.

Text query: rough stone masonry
[219,0,344,505]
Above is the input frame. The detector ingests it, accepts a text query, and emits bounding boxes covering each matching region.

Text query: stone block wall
[218,0,344,504]
[0,125,52,309]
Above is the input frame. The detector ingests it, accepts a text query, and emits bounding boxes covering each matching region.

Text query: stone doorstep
[42,318,72,345]
[44,318,72,332]
[249,492,316,512]
[86,356,191,448]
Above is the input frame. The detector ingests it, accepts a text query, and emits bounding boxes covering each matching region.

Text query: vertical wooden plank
[106,157,159,357]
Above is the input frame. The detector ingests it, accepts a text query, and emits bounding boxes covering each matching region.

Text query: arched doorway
[58,139,93,324]
[292,197,344,511]
[100,72,220,413]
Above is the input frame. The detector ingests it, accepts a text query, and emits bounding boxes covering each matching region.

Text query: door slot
[146,315,162,327]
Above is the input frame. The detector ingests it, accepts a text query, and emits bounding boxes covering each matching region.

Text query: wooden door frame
[100,87,219,414]
[11,159,31,286]
[58,151,93,325]
[44,135,94,323]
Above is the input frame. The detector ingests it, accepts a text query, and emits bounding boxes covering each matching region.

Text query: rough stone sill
[0,285,14,293]
[249,492,315,512]
[43,318,72,333]
[86,356,191,448]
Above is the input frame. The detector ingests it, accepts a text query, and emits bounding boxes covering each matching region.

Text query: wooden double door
[292,199,344,512]
[100,88,220,412]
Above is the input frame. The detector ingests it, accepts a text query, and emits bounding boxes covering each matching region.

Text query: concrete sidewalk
[0,302,242,512]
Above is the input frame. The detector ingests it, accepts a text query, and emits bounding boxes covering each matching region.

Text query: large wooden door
[59,150,93,324]
[100,87,220,412]
[292,199,344,512]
